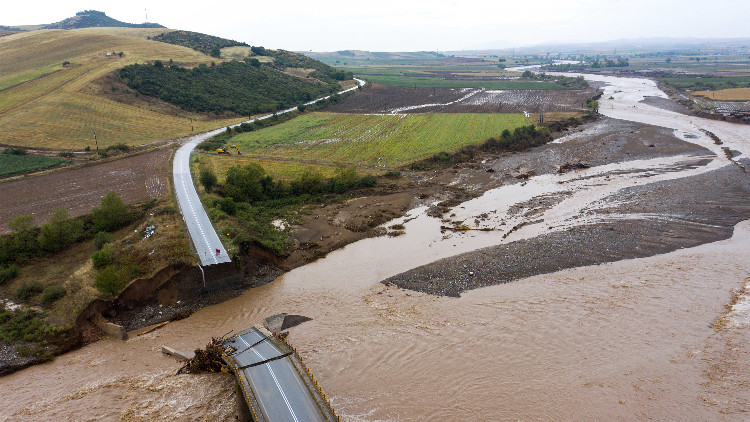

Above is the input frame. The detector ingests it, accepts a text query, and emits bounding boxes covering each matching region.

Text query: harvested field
[694,87,750,101]
[0,148,172,234]
[326,85,593,114]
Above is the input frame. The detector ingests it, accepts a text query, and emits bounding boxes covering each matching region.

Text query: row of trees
[199,163,377,255]
[0,192,133,286]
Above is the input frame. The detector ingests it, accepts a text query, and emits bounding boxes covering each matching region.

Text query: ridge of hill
[43,10,164,30]
[0,27,354,150]
[151,30,248,58]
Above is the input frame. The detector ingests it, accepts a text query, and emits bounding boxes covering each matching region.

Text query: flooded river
[1,74,749,421]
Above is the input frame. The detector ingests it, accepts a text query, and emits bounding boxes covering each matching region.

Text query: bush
[218,197,237,215]
[93,231,113,250]
[199,167,217,193]
[37,208,84,252]
[0,264,19,285]
[40,286,66,305]
[90,244,112,268]
[17,281,43,301]
[0,308,59,344]
[91,191,129,232]
[94,266,125,298]
[359,175,377,187]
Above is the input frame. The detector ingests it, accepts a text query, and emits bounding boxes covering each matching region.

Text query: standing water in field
[1,73,749,421]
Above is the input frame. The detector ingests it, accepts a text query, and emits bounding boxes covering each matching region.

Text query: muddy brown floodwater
[1,73,749,421]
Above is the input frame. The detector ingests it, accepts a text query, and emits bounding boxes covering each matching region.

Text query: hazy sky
[4,0,750,51]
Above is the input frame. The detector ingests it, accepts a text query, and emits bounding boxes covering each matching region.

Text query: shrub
[37,208,84,252]
[91,191,129,232]
[93,231,113,250]
[40,286,66,305]
[218,197,237,215]
[199,167,217,193]
[0,264,19,285]
[17,281,44,301]
[94,266,125,298]
[359,175,377,187]
[90,244,112,268]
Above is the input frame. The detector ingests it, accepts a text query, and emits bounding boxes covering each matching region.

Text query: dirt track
[0,148,172,234]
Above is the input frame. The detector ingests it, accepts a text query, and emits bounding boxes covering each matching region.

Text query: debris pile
[177,335,229,374]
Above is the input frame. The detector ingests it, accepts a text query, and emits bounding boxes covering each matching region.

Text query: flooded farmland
[1,72,749,421]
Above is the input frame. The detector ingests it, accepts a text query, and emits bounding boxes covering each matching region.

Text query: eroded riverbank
[1,72,749,421]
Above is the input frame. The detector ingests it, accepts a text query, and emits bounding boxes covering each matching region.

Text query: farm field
[326,85,593,114]
[693,87,750,101]
[225,112,529,168]
[192,154,379,185]
[0,28,245,150]
[360,74,564,89]
[0,154,71,176]
[0,148,172,234]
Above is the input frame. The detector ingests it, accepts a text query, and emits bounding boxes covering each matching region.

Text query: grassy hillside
[0,27,354,150]
[0,28,244,150]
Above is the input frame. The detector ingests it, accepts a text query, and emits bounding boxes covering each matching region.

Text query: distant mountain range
[42,10,164,30]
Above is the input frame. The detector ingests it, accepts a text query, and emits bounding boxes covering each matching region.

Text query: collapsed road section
[223,328,340,422]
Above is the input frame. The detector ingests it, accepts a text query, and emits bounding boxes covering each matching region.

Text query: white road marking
[239,335,300,422]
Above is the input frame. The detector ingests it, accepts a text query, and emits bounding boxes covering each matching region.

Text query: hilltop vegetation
[151,30,248,58]
[118,59,341,115]
[0,26,351,149]
[43,10,164,30]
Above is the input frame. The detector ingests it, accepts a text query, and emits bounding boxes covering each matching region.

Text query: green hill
[151,30,248,57]
[43,10,164,30]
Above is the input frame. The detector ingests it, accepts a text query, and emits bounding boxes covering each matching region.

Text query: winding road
[173,79,365,266]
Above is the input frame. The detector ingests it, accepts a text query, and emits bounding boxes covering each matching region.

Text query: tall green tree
[37,208,84,252]
[224,163,266,202]
[8,215,37,253]
[91,191,129,232]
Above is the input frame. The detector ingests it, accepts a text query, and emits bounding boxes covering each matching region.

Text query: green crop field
[0,154,71,176]
[226,112,530,168]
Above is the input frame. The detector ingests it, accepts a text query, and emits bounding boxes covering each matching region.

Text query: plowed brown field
[326,84,594,114]
[0,148,172,234]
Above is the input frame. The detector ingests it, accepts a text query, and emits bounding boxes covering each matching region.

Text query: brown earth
[325,84,594,114]
[0,148,172,234]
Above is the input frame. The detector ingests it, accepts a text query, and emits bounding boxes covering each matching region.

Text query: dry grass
[192,154,378,184]
[0,199,195,327]
[693,88,750,101]
[0,28,245,150]
[220,46,253,60]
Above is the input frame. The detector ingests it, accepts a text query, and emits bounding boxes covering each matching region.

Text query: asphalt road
[173,79,365,266]
[226,329,326,422]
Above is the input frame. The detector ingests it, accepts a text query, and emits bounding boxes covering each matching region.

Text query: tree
[95,266,124,298]
[224,163,266,202]
[92,191,129,232]
[37,208,84,252]
[9,215,37,253]
[210,46,221,58]
[199,167,218,193]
